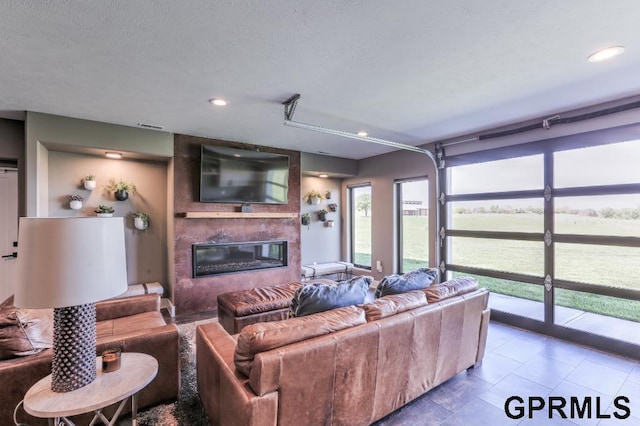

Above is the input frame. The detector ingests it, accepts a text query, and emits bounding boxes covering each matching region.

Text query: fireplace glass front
[193,240,288,277]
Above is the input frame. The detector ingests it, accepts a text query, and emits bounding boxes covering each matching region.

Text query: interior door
[0,168,18,301]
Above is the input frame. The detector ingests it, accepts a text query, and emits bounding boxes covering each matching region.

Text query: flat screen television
[200,145,289,204]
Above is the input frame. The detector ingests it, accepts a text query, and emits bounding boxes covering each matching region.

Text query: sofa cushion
[375,268,438,298]
[0,295,53,360]
[96,311,167,342]
[289,276,372,318]
[362,290,428,322]
[424,276,478,303]
[234,305,366,376]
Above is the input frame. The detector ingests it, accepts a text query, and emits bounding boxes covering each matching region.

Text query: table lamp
[14,217,128,392]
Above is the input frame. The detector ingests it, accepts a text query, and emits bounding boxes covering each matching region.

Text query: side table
[24,352,158,426]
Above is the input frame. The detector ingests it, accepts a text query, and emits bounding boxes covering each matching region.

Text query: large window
[442,134,640,352]
[396,178,429,273]
[350,185,372,269]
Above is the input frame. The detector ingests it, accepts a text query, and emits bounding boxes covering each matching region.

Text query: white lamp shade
[14,217,128,309]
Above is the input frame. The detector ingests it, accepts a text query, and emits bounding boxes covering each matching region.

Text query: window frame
[440,123,640,356]
[348,183,372,270]
[395,177,429,274]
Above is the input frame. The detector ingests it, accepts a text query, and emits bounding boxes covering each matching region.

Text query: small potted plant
[104,177,136,201]
[68,195,84,210]
[317,209,328,222]
[132,211,150,230]
[83,174,97,190]
[301,212,311,227]
[95,204,115,217]
[305,190,325,205]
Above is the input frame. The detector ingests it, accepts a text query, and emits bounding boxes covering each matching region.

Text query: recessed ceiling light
[588,46,625,63]
[105,152,122,159]
[209,98,228,106]
[319,174,329,178]
[356,131,368,137]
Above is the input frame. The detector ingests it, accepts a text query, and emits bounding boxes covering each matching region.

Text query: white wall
[300,176,342,265]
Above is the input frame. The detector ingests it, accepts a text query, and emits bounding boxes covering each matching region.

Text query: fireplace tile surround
[173,135,301,314]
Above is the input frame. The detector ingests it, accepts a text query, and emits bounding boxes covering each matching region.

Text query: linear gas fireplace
[192,240,288,278]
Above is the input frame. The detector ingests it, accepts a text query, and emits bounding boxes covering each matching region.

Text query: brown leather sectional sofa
[197,277,490,425]
[0,294,179,425]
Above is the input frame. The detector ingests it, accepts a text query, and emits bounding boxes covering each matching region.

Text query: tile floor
[373,321,640,425]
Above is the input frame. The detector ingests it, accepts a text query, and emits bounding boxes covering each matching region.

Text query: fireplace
[192,240,288,278]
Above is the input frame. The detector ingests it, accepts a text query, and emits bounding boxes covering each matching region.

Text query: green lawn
[355,213,640,323]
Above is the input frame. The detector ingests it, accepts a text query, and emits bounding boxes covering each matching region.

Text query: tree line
[454,205,640,220]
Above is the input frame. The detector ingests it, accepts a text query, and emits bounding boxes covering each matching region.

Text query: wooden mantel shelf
[182,212,298,219]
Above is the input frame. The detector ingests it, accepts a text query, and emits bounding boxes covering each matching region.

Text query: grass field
[354,213,640,322]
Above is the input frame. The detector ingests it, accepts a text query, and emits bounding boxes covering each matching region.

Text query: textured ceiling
[1,1,640,159]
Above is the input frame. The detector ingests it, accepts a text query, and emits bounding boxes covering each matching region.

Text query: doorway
[0,168,18,301]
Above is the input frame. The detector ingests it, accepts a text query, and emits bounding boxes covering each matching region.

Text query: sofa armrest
[476,308,491,364]
[0,350,52,425]
[96,294,161,321]
[197,322,277,426]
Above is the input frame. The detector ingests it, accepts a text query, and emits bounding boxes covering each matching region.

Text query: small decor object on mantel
[83,174,97,190]
[95,204,115,217]
[305,190,325,205]
[317,209,328,222]
[104,177,136,201]
[68,195,84,210]
[132,211,150,230]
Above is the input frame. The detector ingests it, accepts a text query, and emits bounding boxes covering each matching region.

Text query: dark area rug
[118,320,213,425]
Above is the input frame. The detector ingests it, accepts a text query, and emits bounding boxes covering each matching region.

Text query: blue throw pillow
[290,276,372,317]
[374,267,438,298]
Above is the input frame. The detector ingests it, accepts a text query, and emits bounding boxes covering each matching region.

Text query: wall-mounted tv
[200,145,290,204]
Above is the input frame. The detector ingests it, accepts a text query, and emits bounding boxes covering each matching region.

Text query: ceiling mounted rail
[281,93,441,273]
[282,93,433,157]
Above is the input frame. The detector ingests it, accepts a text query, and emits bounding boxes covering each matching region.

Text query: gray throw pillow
[375,267,438,298]
[290,276,372,317]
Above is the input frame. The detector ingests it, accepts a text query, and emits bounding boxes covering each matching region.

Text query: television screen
[200,145,289,204]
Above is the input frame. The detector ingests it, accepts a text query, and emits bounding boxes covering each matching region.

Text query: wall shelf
[182,212,298,219]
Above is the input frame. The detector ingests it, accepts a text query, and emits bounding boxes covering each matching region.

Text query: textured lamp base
[52,303,97,393]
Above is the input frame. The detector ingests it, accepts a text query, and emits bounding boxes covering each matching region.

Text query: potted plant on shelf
[68,195,84,210]
[305,190,325,205]
[95,205,115,217]
[317,209,328,222]
[132,211,150,230]
[104,177,136,201]
[83,174,97,190]
[301,212,311,227]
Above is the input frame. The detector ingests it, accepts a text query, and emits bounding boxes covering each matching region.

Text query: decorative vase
[310,197,321,205]
[69,200,82,210]
[134,217,148,230]
[97,213,113,218]
[318,212,327,222]
[326,219,335,228]
[83,180,97,190]
[301,216,310,226]
[114,190,129,201]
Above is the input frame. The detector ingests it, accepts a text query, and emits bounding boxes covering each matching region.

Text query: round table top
[24,352,158,418]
